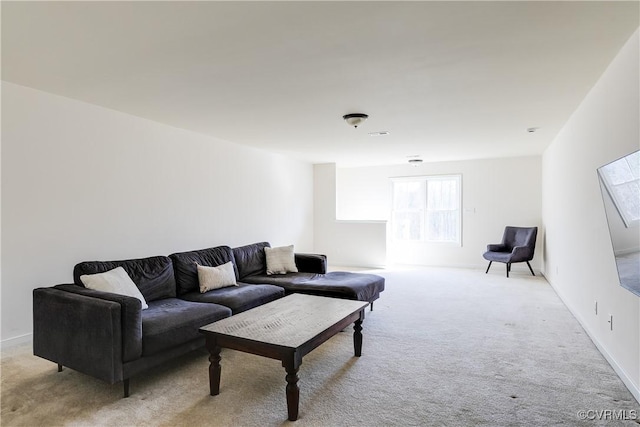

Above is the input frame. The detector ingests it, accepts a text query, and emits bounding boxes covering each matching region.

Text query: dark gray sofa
[32,242,384,397]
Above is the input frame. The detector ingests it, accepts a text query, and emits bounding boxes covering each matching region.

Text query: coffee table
[199,293,369,421]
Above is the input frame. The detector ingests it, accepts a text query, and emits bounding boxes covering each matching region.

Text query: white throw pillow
[80,266,148,309]
[197,261,238,293]
[265,245,298,275]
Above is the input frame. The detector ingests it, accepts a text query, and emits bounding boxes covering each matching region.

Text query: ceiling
[2,1,638,167]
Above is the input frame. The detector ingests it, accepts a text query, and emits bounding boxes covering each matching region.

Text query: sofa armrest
[33,287,123,383]
[33,286,141,383]
[295,253,327,274]
[53,284,143,363]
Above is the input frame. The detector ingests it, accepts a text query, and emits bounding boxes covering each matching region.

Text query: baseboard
[588,331,640,404]
[614,248,640,257]
[388,262,482,270]
[614,248,640,256]
[328,264,386,272]
[1,333,32,350]
[543,273,640,404]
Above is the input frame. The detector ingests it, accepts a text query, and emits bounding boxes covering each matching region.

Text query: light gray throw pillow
[265,245,299,275]
[197,261,238,293]
[80,266,148,309]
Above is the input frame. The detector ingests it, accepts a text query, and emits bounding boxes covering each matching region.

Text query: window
[598,151,640,228]
[391,175,461,243]
[392,180,425,241]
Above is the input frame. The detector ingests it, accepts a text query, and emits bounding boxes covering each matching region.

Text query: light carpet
[2,267,639,426]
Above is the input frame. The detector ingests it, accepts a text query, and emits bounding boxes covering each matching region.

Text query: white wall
[314,164,387,268]
[335,156,542,269]
[1,82,314,343]
[542,29,639,400]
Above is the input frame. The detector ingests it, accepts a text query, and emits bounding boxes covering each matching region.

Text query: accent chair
[483,226,538,278]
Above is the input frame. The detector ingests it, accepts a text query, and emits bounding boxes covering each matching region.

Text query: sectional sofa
[32,242,385,397]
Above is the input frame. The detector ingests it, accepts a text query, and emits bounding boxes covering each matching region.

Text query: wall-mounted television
[597,150,640,296]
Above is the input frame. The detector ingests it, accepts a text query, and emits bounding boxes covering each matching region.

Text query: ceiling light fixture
[368,131,390,137]
[343,113,368,128]
[408,159,423,166]
[527,127,539,133]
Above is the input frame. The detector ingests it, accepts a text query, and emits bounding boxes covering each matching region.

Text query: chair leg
[123,379,130,398]
[370,302,373,311]
[485,261,492,274]
[506,263,510,278]
[57,364,63,372]
[526,261,535,276]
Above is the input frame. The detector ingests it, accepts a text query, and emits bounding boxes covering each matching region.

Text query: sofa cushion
[232,242,270,279]
[141,298,231,357]
[169,246,238,296]
[180,283,285,314]
[74,256,176,303]
[241,272,319,286]
[303,272,385,302]
[241,271,385,303]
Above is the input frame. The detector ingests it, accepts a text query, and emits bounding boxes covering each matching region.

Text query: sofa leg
[526,261,535,276]
[123,379,130,398]
[57,364,63,372]
[506,263,510,278]
[485,261,492,274]
[370,302,373,311]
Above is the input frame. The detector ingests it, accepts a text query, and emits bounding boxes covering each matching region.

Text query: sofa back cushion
[169,246,238,296]
[232,242,270,279]
[73,256,176,303]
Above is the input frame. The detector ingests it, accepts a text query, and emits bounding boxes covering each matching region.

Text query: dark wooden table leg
[205,338,222,396]
[353,311,364,357]
[283,356,300,421]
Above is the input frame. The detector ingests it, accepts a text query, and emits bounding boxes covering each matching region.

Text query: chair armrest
[33,286,142,383]
[510,245,534,262]
[487,244,507,252]
[295,253,327,274]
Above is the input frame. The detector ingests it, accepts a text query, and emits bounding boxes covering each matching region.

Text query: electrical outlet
[595,301,598,315]
[608,314,613,331]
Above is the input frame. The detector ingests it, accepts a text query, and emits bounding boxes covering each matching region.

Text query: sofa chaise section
[232,242,385,309]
